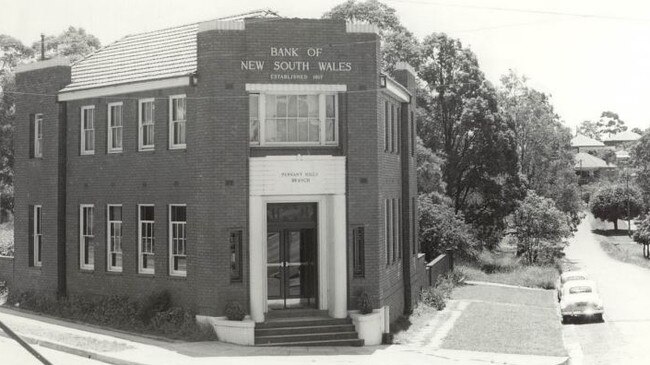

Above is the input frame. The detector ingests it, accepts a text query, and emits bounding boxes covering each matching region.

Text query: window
[169,95,186,149]
[107,103,123,153]
[384,102,390,151]
[352,226,365,277]
[80,106,95,155]
[411,110,415,157]
[80,204,94,270]
[169,205,186,276]
[393,198,400,260]
[230,230,243,282]
[139,99,155,151]
[249,94,260,143]
[139,205,155,274]
[412,196,418,255]
[396,106,401,154]
[385,199,392,265]
[33,114,43,158]
[33,205,42,267]
[249,93,338,146]
[107,205,122,272]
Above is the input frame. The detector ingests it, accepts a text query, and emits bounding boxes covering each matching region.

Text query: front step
[255,316,363,346]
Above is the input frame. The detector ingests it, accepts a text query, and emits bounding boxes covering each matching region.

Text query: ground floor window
[169,205,186,276]
[80,204,94,270]
[33,205,42,267]
[352,226,365,277]
[230,230,242,282]
[139,205,155,274]
[107,205,123,272]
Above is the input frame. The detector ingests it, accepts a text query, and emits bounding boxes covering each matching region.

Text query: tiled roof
[60,23,198,93]
[571,134,604,148]
[574,152,615,170]
[59,10,281,93]
[604,130,642,142]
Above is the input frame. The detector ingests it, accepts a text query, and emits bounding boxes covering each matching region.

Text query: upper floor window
[169,95,186,149]
[249,93,338,146]
[138,99,155,151]
[107,103,123,153]
[80,106,95,155]
[33,114,43,158]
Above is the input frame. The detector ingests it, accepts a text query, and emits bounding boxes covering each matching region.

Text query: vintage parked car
[560,280,604,323]
[557,270,589,301]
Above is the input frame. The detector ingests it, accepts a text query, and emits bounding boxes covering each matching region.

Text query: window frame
[107,102,123,153]
[249,92,339,147]
[138,204,155,274]
[33,205,42,267]
[352,226,365,278]
[385,199,392,265]
[34,113,43,158]
[168,204,187,277]
[384,102,390,152]
[168,95,187,150]
[107,204,123,272]
[138,98,155,151]
[79,204,94,270]
[230,230,243,283]
[80,106,95,155]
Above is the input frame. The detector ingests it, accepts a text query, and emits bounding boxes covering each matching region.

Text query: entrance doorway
[266,203,318,310]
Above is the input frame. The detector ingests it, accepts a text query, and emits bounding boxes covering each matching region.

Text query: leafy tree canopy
[31,27,100,63]
[323,0,420,73]
[577,120,601,140]
[511,191,571,265]
[498,71,582,229]
[591,184,643,231]
[416,137,445,196]
[417,33,523,248]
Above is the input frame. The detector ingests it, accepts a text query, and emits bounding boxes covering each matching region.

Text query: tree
[632,215,650,258]
[31,27,100,63]
[511,191,571,265]
[597,111,627,138]
[498,71,583,229]
[577,120,601,140]
[417,33,523,248]
[632,127,644,135]
[631,132,650,208]
[323,0,420,73]
[418,192,478,261]
[416,137,445,195]
[590,184,643,231]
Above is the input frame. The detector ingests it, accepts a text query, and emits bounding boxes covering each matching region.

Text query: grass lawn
[443,285,566,357]
[459,264,559,289]
[594,233,650,270]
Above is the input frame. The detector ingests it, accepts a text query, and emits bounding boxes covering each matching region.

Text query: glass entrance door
[267,203,318,310]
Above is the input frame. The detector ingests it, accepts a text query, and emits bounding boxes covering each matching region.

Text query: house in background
[603,130,642,165]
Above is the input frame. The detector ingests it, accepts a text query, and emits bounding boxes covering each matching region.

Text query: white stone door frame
[249,193,347,322]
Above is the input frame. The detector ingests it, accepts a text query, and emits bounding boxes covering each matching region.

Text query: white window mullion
[318,94,326,145]
[259,94,266,146]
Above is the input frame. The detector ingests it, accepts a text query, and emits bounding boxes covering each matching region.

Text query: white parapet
[196,315,255,346]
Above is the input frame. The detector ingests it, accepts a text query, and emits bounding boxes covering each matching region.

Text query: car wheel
[562,315,570,324]
[594,314,603,322]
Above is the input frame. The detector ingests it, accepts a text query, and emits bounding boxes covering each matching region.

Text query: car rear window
[562,275,586,283]
[569,286,592,294]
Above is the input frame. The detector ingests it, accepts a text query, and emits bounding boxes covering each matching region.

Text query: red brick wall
[13,65,71,297]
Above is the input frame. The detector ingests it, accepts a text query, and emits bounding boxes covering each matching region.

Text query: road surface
[0,335,105,365]
[563,214,650,365]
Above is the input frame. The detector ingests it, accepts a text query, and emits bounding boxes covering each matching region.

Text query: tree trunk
[614,220,618,232]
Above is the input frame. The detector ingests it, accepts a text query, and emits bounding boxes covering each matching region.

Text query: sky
[2,0,650,130]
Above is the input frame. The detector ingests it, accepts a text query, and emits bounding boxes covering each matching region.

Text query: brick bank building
[10,15,428,343]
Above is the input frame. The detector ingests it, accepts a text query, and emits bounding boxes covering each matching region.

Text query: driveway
[563,214,650,365]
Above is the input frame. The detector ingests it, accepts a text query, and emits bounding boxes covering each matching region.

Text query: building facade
[12,17,425,325]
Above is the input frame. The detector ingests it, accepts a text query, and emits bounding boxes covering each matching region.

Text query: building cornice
[245,84,347,93]
[58,76,190,102]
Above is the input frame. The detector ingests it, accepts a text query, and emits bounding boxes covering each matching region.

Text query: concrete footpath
[0,305,568,365]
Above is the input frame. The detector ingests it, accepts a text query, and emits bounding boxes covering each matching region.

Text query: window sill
[138,271,155,276]
[138,147,155,152]
[251,144,338,148]
[80,152,95,156]
[169,145,186,150]
[106,269,123,274]
[79,268,94,273]
[107,149,123,154]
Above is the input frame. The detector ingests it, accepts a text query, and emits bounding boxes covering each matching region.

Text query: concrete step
[256,338,365,347]
[255,324,356,336]
[255,331,359,345]
[266,309,328,319]
[256,317,352,329]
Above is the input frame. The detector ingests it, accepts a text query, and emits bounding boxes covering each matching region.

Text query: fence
[426,249,454,287]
